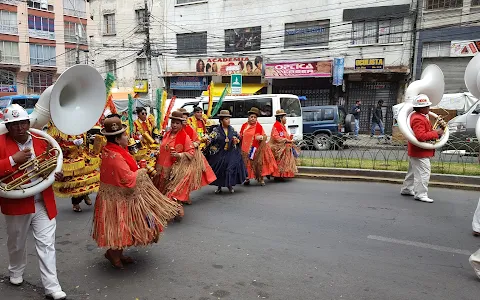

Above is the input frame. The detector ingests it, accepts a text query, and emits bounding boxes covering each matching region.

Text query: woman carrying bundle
[268,109,299,180]
[205,110,246,194]
[239,107,278,186]
[92,115,179,269]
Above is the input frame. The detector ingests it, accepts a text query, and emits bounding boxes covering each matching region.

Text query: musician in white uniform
[0,104,67,300]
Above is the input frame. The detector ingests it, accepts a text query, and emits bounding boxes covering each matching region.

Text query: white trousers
[401,157,431,199]
[472,197,480,233]
[4,201,62,295]
[470,248,480,279]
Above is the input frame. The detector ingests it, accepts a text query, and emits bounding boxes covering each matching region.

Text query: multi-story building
[414,0,480,93]
[0,0,91,97]
[161,0,416,134]
[88,0,165,102]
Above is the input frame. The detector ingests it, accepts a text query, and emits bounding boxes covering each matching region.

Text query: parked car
[444,100,480,154]
[301,105,352,150]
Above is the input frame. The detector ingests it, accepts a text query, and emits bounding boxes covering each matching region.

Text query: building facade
[88,0,165,102]
[161,0,415,134]
[0,0,90,97]
[414,0,480,93]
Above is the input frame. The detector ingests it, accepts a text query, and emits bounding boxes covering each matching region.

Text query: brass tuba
[397,65,450,149]
[0,65,107,199]
[464,54,480,141]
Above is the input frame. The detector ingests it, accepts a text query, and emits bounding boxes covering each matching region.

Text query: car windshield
[0,99,11,108]
[280,98,301,117]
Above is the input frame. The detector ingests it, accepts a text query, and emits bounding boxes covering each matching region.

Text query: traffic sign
[231,74,242,94]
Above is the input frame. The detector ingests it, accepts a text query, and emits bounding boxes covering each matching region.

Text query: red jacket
[407,112,439,158]
[0,134,58,220]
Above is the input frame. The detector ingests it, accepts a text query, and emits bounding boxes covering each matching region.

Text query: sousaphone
[464,54,480,141]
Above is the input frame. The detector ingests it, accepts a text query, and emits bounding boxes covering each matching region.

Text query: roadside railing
[296,133,479,176]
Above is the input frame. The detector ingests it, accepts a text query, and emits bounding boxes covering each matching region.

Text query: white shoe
[9,276,23,286]
[46,291,67,300]
[415,196,434,203]
[400,190,415,196]
[469,255,480,279]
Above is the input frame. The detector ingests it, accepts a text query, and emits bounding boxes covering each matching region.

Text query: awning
[201,83,265,97]
[110,92,138,101]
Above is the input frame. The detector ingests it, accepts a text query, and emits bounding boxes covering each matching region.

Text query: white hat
[412,94,432,108]
[1,104,30,124]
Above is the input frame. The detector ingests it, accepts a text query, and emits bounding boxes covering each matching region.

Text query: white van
[181,94,303,141]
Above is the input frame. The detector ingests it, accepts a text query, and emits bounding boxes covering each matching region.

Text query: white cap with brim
[1,104,30,124]
[412,94,433,108]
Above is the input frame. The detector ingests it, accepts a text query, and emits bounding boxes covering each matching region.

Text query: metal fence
[296,133,480,176]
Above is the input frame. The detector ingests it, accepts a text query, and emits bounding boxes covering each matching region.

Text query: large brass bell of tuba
[397,65,450,149]
[0,65,107,199]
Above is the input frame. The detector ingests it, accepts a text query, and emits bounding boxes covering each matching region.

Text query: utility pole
[144,0,154,105]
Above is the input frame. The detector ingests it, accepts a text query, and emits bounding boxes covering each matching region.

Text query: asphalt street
[0,179,479,300]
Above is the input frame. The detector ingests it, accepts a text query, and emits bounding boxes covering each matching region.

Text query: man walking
[371,100,385,137]
[350,100,361,139]
[0,104,67,300]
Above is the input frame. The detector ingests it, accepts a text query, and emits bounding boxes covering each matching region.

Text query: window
[323,108,334,121]
[27,0,54,11]
[425,0,463,10]
[472,0,480,6]
[28,72,54,93]
[0,70,16,90]
[65,49,86,67]
[64,22,86,44]
[0,10,18,35]
[422,42,451,57]
[176,0,206,4]
[352,18,403,45]
[28,15,55,39]
[103,14,116,35]
[303,111,321,122]
[177,32,207,55]
[231,98,273,118]
[285,20,330,48]
[280,98,302,117]
[0,41,20,64]
[202,101,235,119]
[136,58,147,79]
[225,26,261,52]
[135,9,146,31]
[105,60,117,77]
[30,44,56,66]
[63,0,86,18]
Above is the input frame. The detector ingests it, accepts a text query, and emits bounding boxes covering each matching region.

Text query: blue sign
[332,58,344,86]
[170,77,208,90]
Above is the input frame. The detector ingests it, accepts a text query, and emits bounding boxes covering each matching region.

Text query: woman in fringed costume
[178,108,216,201]
[268,109,300,181]
[92,116,179,269]
[240,107,278,186]
[154,111,200,220]
[205,110,247,194]
[47,122,100,212]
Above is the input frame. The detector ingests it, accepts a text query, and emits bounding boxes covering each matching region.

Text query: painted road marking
[367,235,471,256]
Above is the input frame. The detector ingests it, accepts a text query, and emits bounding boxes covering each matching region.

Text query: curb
[297,167,480,191]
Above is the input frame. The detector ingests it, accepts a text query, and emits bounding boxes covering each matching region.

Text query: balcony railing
[63,8,86,19]
[0,0,19,4]
[29,29,55,40]
[0,23,18,35]
[64,34,87,44]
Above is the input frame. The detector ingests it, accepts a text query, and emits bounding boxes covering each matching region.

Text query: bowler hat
[248,107,261,116]
[101,116,127,136]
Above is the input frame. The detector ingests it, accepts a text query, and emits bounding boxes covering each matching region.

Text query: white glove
[73,139,83,146]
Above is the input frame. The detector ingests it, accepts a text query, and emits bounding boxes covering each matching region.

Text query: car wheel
[313,133,331,151]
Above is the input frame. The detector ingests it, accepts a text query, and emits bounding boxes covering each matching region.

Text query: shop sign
[450,40,480,57]
[194,56,263,76]
[231,74,242,94]
[170,77,208,90]
[0,85,17,93]
[332,58,344,86]
[264,61,332,78]
[133,80,148,93]
[355,58,384,70]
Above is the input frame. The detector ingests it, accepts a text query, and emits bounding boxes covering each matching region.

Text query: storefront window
[280,97,302,117]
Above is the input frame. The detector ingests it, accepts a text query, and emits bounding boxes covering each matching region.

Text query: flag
[155,89,162,129]
[206,81,215,117]
[211,84,229,117]
[159,90,168,129]
[248,146,257,160]
[162,96,177,131]
[127,94,134,136]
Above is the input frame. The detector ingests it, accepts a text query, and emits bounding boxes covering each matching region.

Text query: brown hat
[248,107,261,116]
[170,111,186,122]
[101,116,127,136]
[177,108,189,116]
[275,109,287,117]
[217,110,232,117]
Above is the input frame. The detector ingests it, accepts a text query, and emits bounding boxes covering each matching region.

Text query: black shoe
[215,187,222,194]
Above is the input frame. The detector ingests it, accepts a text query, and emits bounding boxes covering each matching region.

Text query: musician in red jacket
[400,94,444,203]
[0,105,67,300]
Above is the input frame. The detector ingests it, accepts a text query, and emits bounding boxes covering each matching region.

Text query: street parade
[0,1,480,299]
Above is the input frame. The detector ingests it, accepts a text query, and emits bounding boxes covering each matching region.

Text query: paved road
[1,179,479,300]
